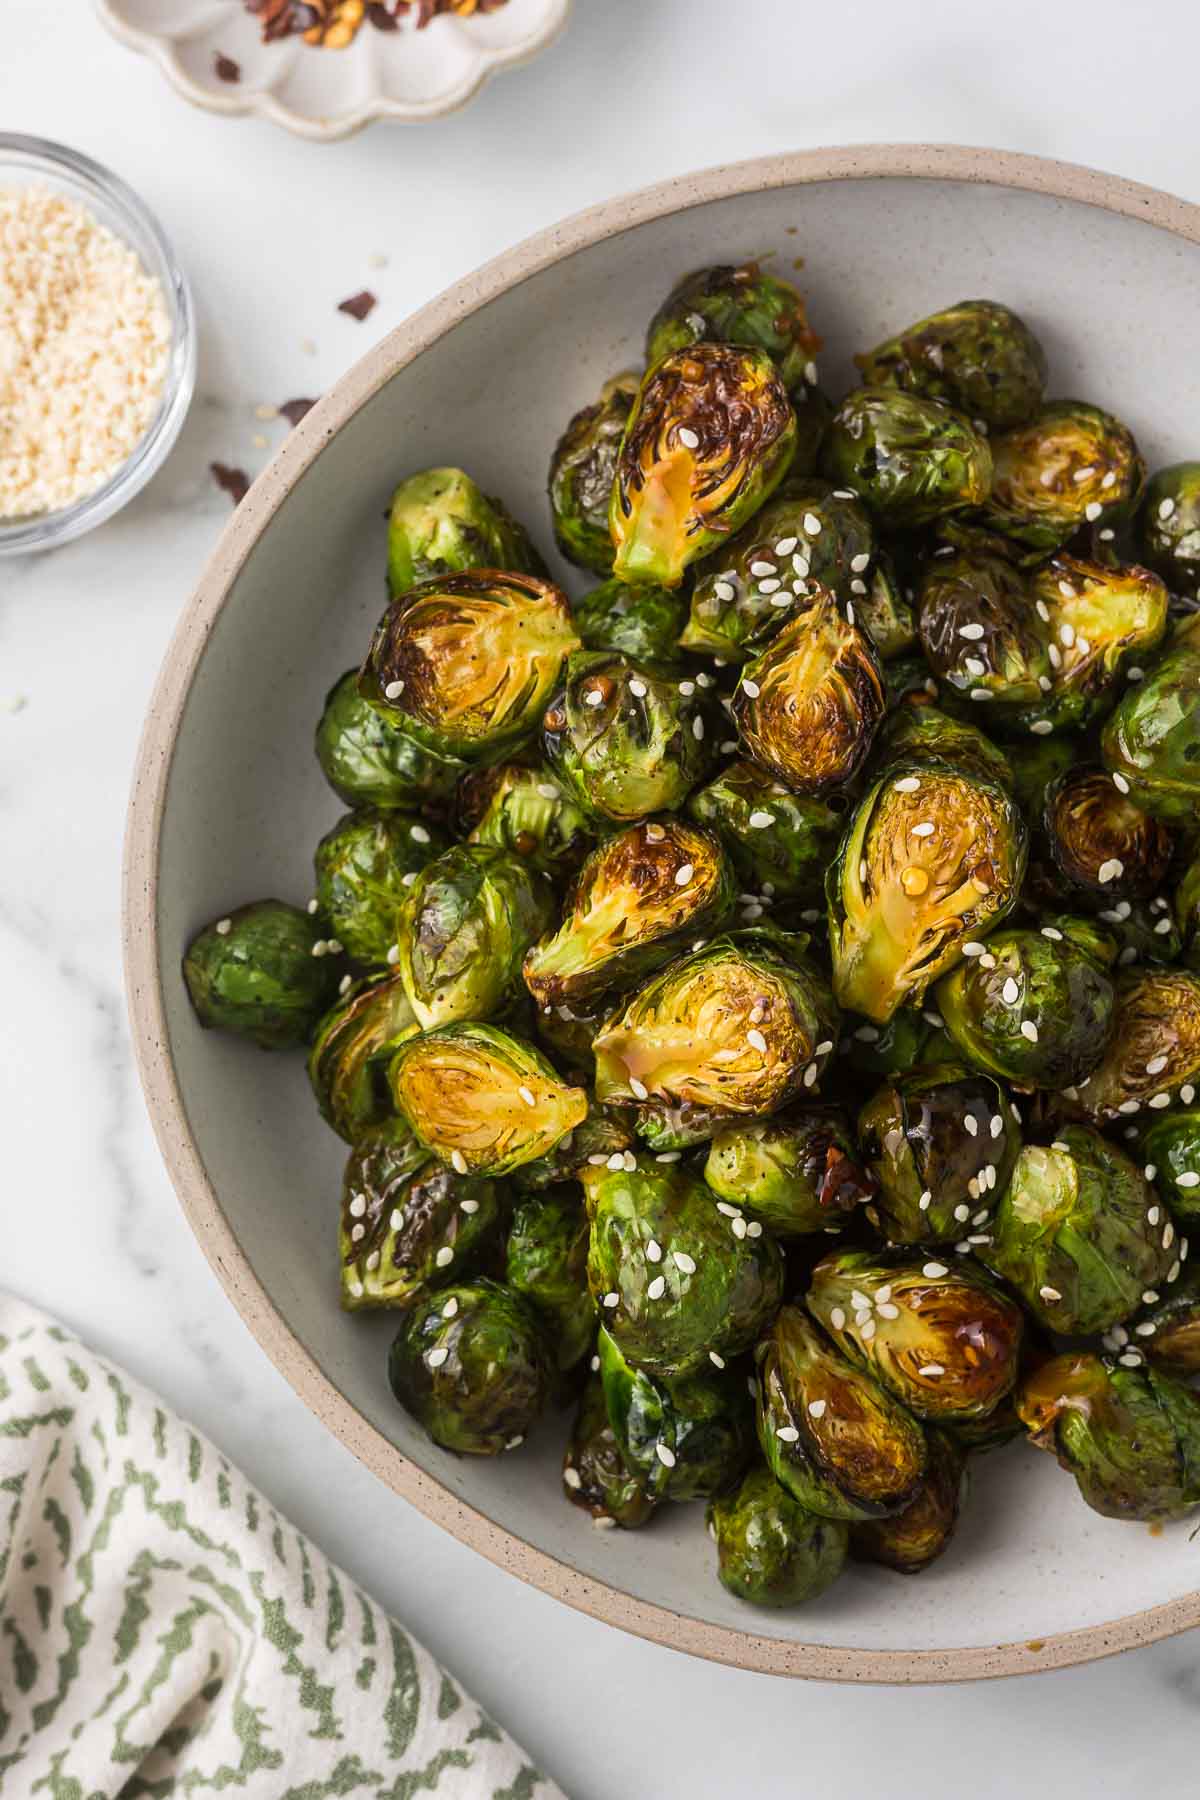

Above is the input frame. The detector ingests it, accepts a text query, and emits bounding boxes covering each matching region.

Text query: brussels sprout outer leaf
[548,376,639,574]
[598,1327,755,1502]
[850,1429,967,1574]
[854,301,1046,431]
[341,1139,504,1312]
[308,970,420,1142]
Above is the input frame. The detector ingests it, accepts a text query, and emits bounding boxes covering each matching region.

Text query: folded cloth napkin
[0,1293,564,1799]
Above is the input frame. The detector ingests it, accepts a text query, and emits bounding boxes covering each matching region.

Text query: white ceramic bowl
[124,147,1200,1681]
[96,0,570,140]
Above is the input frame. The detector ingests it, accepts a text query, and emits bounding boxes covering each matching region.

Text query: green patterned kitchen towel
[0,1293,565,1799]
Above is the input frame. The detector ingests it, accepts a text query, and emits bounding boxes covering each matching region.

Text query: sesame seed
[1184,1086,1197,1104]
[803,512,822,536]
[655,1442,677,1468]
[563,1466,583,1491]
[919,1363,945,1377]
[427,1347,450,1369]
[747,1029,768,1053]
[1155,917,1175,936]
[1030,719,1054,735]
[792,553,811,578]
[709,1351,726,1369]
[459,1199,480,1215]
[965,657,987,677]
[674,864,694,887]
[912,821,935,838]
[923,1262,949,1279]
[673,1251,697,1275]
[1085,501,1103,521]
[435,1246,454,1269]
[518,1085,537,1108]
[1150,1204,1162,1226]
[584,688,604,707]
[1048,642,1063,669]
[1100,527,1116,541]
[1159,496,1177,521]
[1178,1172,1200,1189]
[1128,667,1145,682]
[805,361,820,385]
[955,1204,971,1222]
[970,688,993,702]
[731,1217,747,1240]
[959,622,986,641]
[450,1150,469,1174]
[963,942,985,957]
[628,1077,649,1101]
[1143,1290,1160,1305]
[741,679,760,698]
[692,716,705,741]
[442,1295,458,1318]
[758,578,783,595]
[603,1292,619,1308]
[1119,1351,1143,1367]
[1036,598,1051,622]
[775,536,798,555]
[893,776,921,796]
[918,1191,932,1212]
[746,1220,764,1238]
[647,1275,667,1301]
[1020,1020,1039,1043]
[776,1426,801,1443]
[1164,1223,1176,1250]
[1149,1093,1171,1110]
[860,1318,877,1340]
[628,679,648,699]
[389,1207,405,1231]
[1146,1055,1169,1075]
[606,1153,625,1171]
[859,859,868,884]
[1169,1260,1182,1282]
[678,427,700,449]
[964,1116,979,1138]
[750,560,776,578]
[306,899,319,915]
[1042,926,1063,941]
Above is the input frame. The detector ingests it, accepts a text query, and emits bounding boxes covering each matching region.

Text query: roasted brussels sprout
[572,577,689,664]
[390,1024,588,1177]
[980,401,1145,553]
[598,1327,755,1501]
[1075,970,1200,1121]
[1137,1271,1200,1376]
[1139,1107,1200,1223]
[822,389,992,528]
[855,300,1046,431]
[874,701,1013,793]
[987,1126,1173,1334]
[707,1464,848,1608]
[838,1006,954,1082]
[730,589,886,794]
[511,1105,633,1193]
[341,1136,504,1312]
[396,844,553,1031]
[593,930,840,1146]
[917,548,1049,712]
[562,1373,657,1528]
[1101,636,1200,822]
[182,900,339,1049]
[688,761,840,906]
[385,467,544,599]
[542,649,715,823]
[1137,463,1200,599]
[308,969,419,1142]
[505,1187,592,1372]
[828,761,1027,1023]
[610,344,798,588]
[455,762,593,877]
[360,570,580,761]
[388,1279,551,1456]
[548,374,639,574]
[1003,732,1078,817]
[646,262,821,397]
[934,924,1115,1090]
[313,807,449,969]
[856,552,916,660]
[315,670,468,813]
[808,1248,1023,1423]
[583,1158,784,1377]
[850,1429,967,1574]
[857,1064,1020,1245]
[1043,765,1174,902]
[523,818,735,1007]
[1017,556,1168,734]
[704,1107,875,1238]
[756,1307,926,1521]
[1018,1351,1200,1522]
[1094,896,1181,968]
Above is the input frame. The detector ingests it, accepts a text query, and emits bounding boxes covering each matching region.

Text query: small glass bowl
[0,134,196,557]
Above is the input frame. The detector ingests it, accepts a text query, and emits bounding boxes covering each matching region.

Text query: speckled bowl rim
[123,144,1200,1682]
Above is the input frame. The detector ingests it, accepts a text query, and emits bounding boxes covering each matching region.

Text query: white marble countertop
[6,2,1200,1793]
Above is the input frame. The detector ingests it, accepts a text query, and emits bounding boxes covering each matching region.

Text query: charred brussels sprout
[874,702,1013,793]
[980,401,1145,553]
[1017,556,1168,734]
[610,344,798,588]
[855,300,1046,431]
[1018,1352,1200,1522]
[572,577,688,664]
[505,1188,592,1372]
[1101,636,1200,823]
[593,930,840,1147]
[850,1429,967,1574]
[1138,1272,1200,1376]
[583,1158,784,1377]
[707,1464,848,1608]
[396,845,553,1031]
[308,969,418,1142]
[987,1126,1172,1335]
[182,900,339,1049]
[934,925,1115,1090]
[755,1307,926,1521]
[1075,970,1200,1121]
[687,761,842,905]
[523,819,734,1007]
[1045,765,1174,902]
[704,1107,875,1238]
[340,1136,504,1312]
[857,552,916,660]
[646,262,821,397]
[360,570,580,761]
[857,1065,1020,1245]
[388,1279,551,1456]
[1139,1108,1200,1223]
[389,1024,588,1177]
[598,1327,755,1501]
[917,548,1049,712]
[823,389,992,528]
[730,590,886,794]
[313,808,450,969]
[828,762,1027,1023]
[1138,464,1200,599]
[808,1248,1023,1424]
[385,467,543,599]
[458,763,594,876]
[548,374,639,574]
[542,649,715,823]
[562,1374,657,1528]
[315,670,468,812]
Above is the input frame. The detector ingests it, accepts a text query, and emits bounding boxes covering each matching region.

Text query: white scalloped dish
[96,0,570,140]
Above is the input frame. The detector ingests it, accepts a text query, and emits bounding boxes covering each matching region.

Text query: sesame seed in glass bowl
[0,135,195,557]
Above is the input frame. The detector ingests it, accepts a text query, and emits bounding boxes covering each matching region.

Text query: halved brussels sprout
[360,570,580,761]
[756,1306,927,1522]
[523,818,735,1007]
[572,577,688,664]
[385,467,544,599]
[850,1429,967,1575]
[855,300,1047,431]
[874,701,1014,793]
[703,1107,875,1238]
[687,761,842,907]
[979,402,1145,553]
[1101,636,1200,823]
[396,844,553,1031]
[597,1326,755,1502]
[505,1187,592,1372]
[1013,556,1168,734]
[1044,765,1174,902]
[315,670,468,813]
[512,1105,633,1193]
[987,1126,1173,1335]
[934,924,1115,1091]
[542,649,715,823]
[822,389,992,528]
[807,1248,1024,1423]
[730,589,886,794]
[583,1158,784,1377]
[593,930,840,1147]
[340,1133,504,1312]
[828,761,1027,1023]
[646,262,822,397]
[548,374,640,574]
[308,969,419,1142]
[857,552,916,660]
[1075,970,1200,1121]
[1139,1107,1200,1223]
[562,1372,657,1528]
[390,1023,588,1177]
[1018,1351,1200,1522]
[707,1464,848,1608]
[313,808,450,970]
[857,1064,1020,1245]
[917,548,1049,712]
[456,762,594,877]
[610,344,798,588]
[1137,1272,1200,1376]
[388,1278,551,1456]
[1137,463,1200,599]
[182,900,340,1049]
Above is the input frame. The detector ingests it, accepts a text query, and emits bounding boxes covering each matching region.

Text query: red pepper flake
[211,462,250,505]
[337,290,377,322]
[279,397,319,427]
[214,51,242,81]
[367,2,399,27]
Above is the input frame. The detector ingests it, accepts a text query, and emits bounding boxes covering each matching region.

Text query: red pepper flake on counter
[279,398,319,427]
[337,291,377,322]
[210,463,251,506]
[213,52,242,81]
